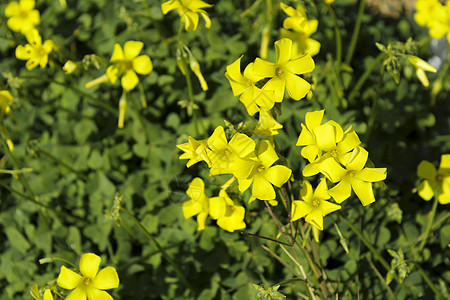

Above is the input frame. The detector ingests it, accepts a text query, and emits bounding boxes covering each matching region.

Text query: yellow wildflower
[292,179,341,231]
[161,0,212,31]
[254,38,315,102]
[183,177,210,230]
[106,41,153,91]
[417,154,450,204]
[57,253,119,300]
[209,189,246,232]
[414,0,440,27]
[254,109,283,136]
[0,91,13,114]
[177,136,211,167]
[5,0,40,34]
[15,29,54,70]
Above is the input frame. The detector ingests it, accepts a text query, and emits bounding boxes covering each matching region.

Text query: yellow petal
[280,3,297,17]
[80,253,101,279]
[132,55,153,75]
[92,267,119,289]
[15,45,32,60]
[328,177,352,203]
[314,178,330,200]
[20,0,35,10]
[25,29,41,46]
[106,65,119,84]
[263,77,285,102]
[209,196,226,219]
[110,44,124,62]
[275,38,293,65]
[319,157,347,183]
[184,11,199,31]
[416,69,429,87]
[43,289,53,300]
[355,167,387,182]
[57,266,83,289]
[253,58,276,78]
[300,180,314,202]
[313,124,337,152]
[417,160,437,179]
[225,55,246,95]
[297,123,315,146]
[228,132,255,158]
[197,211,208,230]
[305,38,321,56]
[85,287,113,300]
[208,126,227,151]
[292,200,313,221]
[305,209,324,230]
[301,145,320,163]
[183,199,201,218]
[65,287,87,300]
[351,179,375,206]
[252,174,276,200]
[407,55,437,73]
[5,2,20,17]
[302,162,321,177]
[199,10,211,28]
[439,154,450,170]
[124,41,144,60]
[186,177,204,199]
[257,140,279,168]
[283,71,311,100]
[305,110,324,131]
[346,147,368,171]
[337,127,360,154]
[161,0,181,14]
[417,180,434,201]
[121,70,139,90]
[320,200,341,216]
[284,53,315,74]
[264,165,292,187]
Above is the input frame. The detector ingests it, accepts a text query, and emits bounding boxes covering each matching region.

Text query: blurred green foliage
[0,0,449,299]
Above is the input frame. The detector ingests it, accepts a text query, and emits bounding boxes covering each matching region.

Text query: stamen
[257,165,265,172]
[312,199,320,207]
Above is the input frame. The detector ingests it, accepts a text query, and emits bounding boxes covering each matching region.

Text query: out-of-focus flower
[63,60,81,74]
[161,0,212,31]
[292,179,341,231]
[15,29,54,70]
[57,253,119,300]
[43,289,53,300]
[417,154,450,205]
[0,90,13,114]
[5,0,40,33]
[106,41,152,91]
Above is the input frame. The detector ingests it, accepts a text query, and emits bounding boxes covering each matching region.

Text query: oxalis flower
[5,0,40,33]
[57,253,119,300]
[209,189,246,232]
[106,41,153,91]
[183,177,210,230]
[253,38,315,102]
[161,0,212,32]
[292,179,341,231]
[417,154,450,205]
[15,29,54,70]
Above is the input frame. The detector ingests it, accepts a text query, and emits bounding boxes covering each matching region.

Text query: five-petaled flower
[5,0,40,34]
[417,154,450,205]
[254,38,315,102]
[161,0,213,31]
[106,41,153,91]
[292,179,341,231]
[209,189,246,232]
[57,253,119,300]
[15,29,54,70]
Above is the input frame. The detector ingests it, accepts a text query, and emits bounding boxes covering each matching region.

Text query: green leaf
[5,228,30,255]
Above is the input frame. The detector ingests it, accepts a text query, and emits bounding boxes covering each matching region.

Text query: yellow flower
[209,189,246,232]
[57,253,119,300]
[5,0,40,34]
[161,0,212,31]
[177,136,211,168]
[106,41,153,91]
[326,146,387,206]
[225,56,274,115]
[0,90,13,114]
[414,0,441,27]
[428,1,450,41]
[63,60,82,74]
[292,179,341,231]
[15,29,54,70]
[254,109,283,136]
[206,126,256,176]
[406,55,437,87]
[254,38,315,102]
[417,154,450,205]
[43,289,53,300]
[235,140,292,200]
[183,177,210,230]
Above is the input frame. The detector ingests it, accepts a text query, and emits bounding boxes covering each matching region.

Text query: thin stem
[345,0,366,65]
[264,200,291,244]
[30,143,88,181]
[282,187,294,238]
[119,206,191,291]
[39,257,78,269]
[418,197,439,251]
[0,134,34,199]
[322,0,342,82]
[365,64,385,144]
[365,255,397,300]
[240,232,291,246]
[415,263,446,299]
[348,53,384,101]
[0,168,33,174]
[261,244,298,275]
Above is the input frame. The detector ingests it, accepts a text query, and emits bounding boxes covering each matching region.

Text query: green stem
[30,143,88,181]
[415,263,446,299]
[341,216,414,296]
[39,257,78,269]
[365,64,385,145]
[345,0,366,65]
[365,255,397,300]
[119,206,191,291]
[418,196,439,251]
[322,0,342,82]
[348,53,384,102]
[0,134,34,199]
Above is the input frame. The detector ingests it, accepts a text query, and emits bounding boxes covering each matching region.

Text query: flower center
[225,149,232,156]
[331,149,338,158]
[436,174,443,181]
[21,11,29,18]
[84,277,92,286]
[39,48,46,56]
[275,67,283,76]
[257,165,265,173]
[348,170,356,177]
[312,198,320,207]
[126,61,133,69]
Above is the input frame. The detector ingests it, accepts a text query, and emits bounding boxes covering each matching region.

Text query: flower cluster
[417,154,450,205]
[279,3,321,57]
[161,0,213,31]
[293,110,387,230]
[414,0,450,42]
[183,177,246,232]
